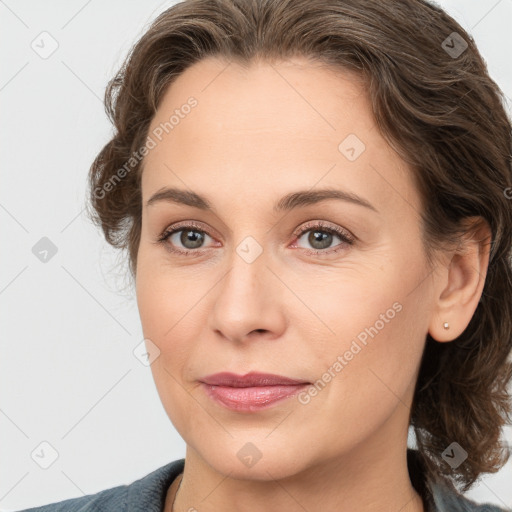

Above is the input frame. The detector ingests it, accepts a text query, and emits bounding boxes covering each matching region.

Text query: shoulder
[407,449,510,512]
[13,458,185,512]
[430,476,510,512]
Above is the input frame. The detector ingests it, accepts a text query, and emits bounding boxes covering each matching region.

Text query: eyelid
[155,220,218,254]
[156,219,355,255]
[291,220,355,244]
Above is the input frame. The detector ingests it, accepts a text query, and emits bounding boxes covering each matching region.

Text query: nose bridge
[208,233,286,341]
[219,235,269,309]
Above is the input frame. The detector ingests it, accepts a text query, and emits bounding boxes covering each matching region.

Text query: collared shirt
[14,450,510,511]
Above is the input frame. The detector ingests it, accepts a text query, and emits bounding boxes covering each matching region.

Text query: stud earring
[443,322,449,329]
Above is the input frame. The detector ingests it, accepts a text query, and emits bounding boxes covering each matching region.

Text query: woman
[18,0,512,510]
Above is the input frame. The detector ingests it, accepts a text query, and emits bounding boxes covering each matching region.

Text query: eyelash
[155,220,355,257]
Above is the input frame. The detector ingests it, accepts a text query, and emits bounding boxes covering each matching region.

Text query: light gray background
[1,0,511,510]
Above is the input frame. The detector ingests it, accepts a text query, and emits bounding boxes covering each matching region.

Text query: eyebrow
[146,187,378,213]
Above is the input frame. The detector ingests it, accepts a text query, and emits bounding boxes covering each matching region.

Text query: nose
[207,250,287,344]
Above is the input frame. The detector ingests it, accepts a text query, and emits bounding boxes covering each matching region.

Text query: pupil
[310,230,331,249]
[181,230,203,248]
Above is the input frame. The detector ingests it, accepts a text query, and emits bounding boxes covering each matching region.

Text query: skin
[135,56,491,512]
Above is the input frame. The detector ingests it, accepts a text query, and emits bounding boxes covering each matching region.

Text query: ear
[428,217,492,342]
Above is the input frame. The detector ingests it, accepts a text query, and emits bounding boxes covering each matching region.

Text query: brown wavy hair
[86,0,512,492]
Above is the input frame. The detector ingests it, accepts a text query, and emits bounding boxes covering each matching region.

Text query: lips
[199,372,311,412]
[200,371,310,387]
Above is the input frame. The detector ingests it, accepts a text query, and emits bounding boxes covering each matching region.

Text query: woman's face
[136,56,438,478]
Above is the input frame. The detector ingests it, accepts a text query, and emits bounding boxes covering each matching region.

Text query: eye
[155,220,355,256]
[292,221,355,255]
[155,221,216,256]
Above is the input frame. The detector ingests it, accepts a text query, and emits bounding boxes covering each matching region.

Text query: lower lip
[200,383,309,412]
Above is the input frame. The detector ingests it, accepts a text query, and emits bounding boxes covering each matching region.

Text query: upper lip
[200,371,310,387]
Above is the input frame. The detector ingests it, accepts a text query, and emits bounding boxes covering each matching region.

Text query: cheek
[136,272,196,379]
[291,293,424,459]
[305,240,425,380]
[313,270,427,437]
[135,245,198,339]
[135,249,209,404]
[136,265,202,436]
[318,286,420,387]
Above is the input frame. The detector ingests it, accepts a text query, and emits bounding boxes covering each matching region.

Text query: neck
[167,438,424,512]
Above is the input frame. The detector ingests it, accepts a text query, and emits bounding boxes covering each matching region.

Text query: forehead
[141,56,421,218]
[147,55,372,146]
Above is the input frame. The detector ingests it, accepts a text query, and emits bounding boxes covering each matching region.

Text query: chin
[195,440,314,481]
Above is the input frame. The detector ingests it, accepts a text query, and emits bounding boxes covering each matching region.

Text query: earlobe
[429,319,456,343]
[428,217,492,343]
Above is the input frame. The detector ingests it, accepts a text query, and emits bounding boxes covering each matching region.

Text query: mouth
[199,371,311,412]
